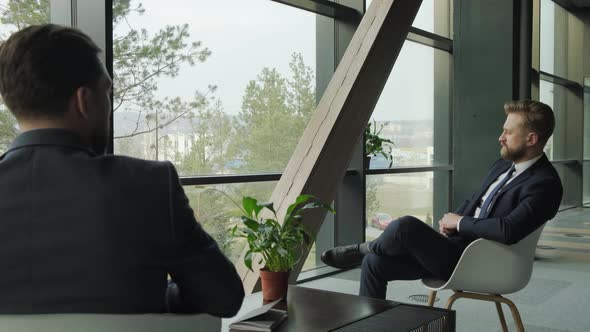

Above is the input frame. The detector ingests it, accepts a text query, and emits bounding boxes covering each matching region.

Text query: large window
[106,0,453,276]
[363,2,452,242]
[112,0,317,177]
[366,0,451,38]
[0,0,53,154]
[368,41,451,168]
[538,0,584,209]
[366,173,434,240]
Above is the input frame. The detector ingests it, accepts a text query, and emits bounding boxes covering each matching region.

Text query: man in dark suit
[321,100,563,299]
[0,24,244,315]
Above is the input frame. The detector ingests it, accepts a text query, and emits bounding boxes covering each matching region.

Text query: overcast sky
[116,0,440,121]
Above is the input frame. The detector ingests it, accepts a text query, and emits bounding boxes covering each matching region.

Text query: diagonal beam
[238,0,422,293]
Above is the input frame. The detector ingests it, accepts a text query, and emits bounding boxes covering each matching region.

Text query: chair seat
[422,224,546,295]
[422,278,446,289]
[0,313,221,332]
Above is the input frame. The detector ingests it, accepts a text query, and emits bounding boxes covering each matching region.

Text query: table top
[224,285,454,332]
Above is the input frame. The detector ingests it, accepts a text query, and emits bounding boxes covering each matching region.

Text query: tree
[232,53,315,173]
[0,0,50,153]
[0,0,48,33]
[0,107,18,152]
[177,98,234,175]
[0,0,215,158]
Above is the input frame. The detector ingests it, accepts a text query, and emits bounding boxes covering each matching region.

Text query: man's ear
[527,132,539,146]
[73,86,91,119]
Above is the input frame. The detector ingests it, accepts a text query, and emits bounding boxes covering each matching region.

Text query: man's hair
[504,100,555,145]
[0,24,103,119]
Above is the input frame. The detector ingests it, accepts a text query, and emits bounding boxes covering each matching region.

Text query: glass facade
[3,0,587,283]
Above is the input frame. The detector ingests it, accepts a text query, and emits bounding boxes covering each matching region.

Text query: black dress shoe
[321,244,365,269]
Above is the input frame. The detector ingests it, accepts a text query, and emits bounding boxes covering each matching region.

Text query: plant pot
[260,269,289,301]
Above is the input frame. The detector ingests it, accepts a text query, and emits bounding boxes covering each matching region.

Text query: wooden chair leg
[445,291,462,310]
[427,290,437,307]
[495,301,508,332]
[501,297,525,332]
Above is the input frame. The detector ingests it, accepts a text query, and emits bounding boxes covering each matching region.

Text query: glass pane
[540,0,568,78]
[584,162,590,206]
[540,80,568,161]
[112,0,317,176]
[552,163,572,208]
[368,40,451,169]
[183,181,276,263]
[584,84,590,160]
[0,0,52,154]
[366,0,451,38]
[185,181,330,272]
[366,173,434,241]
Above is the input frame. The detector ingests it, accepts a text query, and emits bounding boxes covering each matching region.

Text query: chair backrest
[0,313,221,332]
[431,223,546,294]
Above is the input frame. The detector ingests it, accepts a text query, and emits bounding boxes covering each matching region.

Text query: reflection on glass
[112,0,316,176]
[366,0,451,38]
[368,41,451,168]
[0,0,51,154]
[366,173,434,241]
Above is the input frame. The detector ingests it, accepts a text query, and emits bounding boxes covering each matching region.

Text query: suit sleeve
[458,177,562,244]
[163,162,244,317]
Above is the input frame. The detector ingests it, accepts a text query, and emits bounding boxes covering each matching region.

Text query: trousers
[360,216,464,299]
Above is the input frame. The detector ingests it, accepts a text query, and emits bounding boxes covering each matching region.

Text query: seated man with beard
[321,100,563,299]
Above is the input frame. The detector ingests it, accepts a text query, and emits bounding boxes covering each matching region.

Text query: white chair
[0,313,221,332]
[422,224,546,332]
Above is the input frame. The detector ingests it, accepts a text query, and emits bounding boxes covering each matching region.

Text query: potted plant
[365,119,395,169]
[230,194,335,301]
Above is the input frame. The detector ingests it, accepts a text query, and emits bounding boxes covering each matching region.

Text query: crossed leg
[360,216,464,299]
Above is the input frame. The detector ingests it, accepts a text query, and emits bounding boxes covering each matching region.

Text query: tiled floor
[300,208,590,332]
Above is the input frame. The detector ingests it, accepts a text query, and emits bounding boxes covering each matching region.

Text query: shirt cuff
[457,216,464,232]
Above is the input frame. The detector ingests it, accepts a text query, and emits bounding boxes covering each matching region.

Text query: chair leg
[501,296,525,332]
[427,290,437,307]
[495,301,508,332]
[445,291,462,310]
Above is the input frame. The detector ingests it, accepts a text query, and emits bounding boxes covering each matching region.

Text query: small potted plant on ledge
[230,194,335,301]
[365,119,395,169]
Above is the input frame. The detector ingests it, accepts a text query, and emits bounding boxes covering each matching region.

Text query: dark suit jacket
[0,129,244,316]
[450,154,563,247]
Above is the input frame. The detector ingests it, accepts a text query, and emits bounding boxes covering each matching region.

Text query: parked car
[370,213,393,230]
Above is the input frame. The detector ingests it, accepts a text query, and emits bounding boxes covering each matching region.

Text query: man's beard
[501,144,526,161]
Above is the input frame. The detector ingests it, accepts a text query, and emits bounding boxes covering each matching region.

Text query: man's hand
[438,213,462,237]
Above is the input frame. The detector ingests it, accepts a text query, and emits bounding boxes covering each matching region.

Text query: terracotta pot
[260,269,289,301]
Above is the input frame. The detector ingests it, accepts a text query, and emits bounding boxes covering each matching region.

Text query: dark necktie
[478,164,516,218]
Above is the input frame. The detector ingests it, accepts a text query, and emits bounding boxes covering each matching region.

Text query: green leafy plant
[227,194,335,272]
[365,119,395,168]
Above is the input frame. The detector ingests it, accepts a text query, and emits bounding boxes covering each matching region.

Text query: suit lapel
[464,160,512,215]
[495,155,548,196]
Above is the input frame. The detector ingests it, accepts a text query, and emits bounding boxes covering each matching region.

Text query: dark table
[224,285,454,332]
